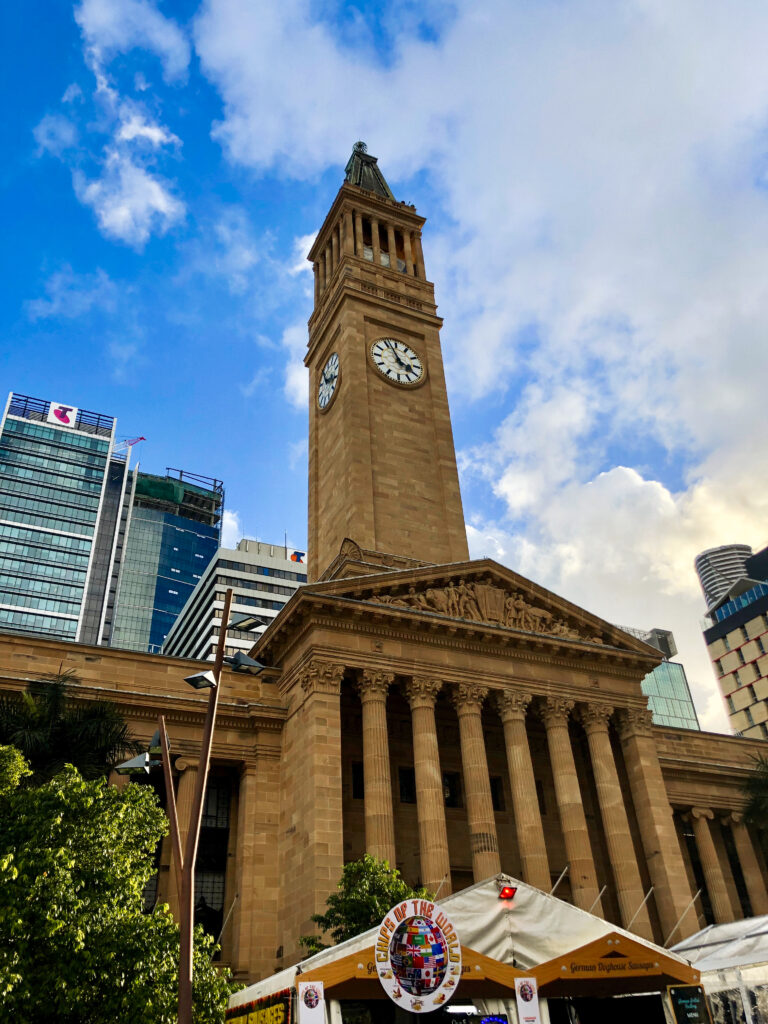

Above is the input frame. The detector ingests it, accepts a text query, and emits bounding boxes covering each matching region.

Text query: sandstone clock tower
[306,142,469,581]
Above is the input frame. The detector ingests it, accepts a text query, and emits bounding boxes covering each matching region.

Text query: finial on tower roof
[344,142,394,200]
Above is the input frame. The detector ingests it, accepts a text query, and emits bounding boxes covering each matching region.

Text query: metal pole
[549,864,569,896]
[626,886,654,931]
[158,715,183,893]
[216,892,239,946]
[178,587,234,1024]
[663,889,702,947]
[588,885,607,915]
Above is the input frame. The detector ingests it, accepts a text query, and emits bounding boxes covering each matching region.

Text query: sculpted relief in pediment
[370,578,605,644]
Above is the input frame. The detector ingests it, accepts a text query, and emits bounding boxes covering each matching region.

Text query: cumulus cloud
[33,114,78,156]
[281,322,308,410]
[25,266,118,320]
[221,509,243,548]
[75,0,190,81]
[191,0,768,730]
[74,149,184,246]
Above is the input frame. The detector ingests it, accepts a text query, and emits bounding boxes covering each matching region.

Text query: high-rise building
[619,626,700,730]
[694,544,754,610]
[0,391,133,644]
[162,539,307,661]
[698,543,768,740]
[108,470,224,654]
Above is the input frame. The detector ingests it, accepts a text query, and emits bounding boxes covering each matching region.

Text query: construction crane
[113,436,146,455]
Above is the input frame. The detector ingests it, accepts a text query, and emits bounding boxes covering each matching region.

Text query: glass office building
[619,625,700,730]
[109,471,223,653]
[0,392,129,643]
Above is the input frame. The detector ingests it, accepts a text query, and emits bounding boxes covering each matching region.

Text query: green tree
[744,753,768,831]
[0,671,138,784]
[0,747,235,1023]
[299,854,433,955]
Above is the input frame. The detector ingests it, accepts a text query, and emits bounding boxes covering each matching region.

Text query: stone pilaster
[450,683,501,881]
[403,676,451,894]
[357,670,396,864]
[331,223,339,271]
[725,812,768,916]
[413,231,426,277]
[403,230,414,275]
[540,697,601,913]
[343,209,354,254]
[354,210,364,256]
[616,708,696,941]
[313,261,320,303]
[371,216,381,265]
[578,704,652,939]
[689,807,736,924]
[386,223,397,269]
[278,659,345,961]
[495,689,550,891]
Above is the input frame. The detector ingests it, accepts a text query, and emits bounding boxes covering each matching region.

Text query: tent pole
[626,886,654,931]
[549,865,569,896]
[588,885,607,915]
[664,889,702,946]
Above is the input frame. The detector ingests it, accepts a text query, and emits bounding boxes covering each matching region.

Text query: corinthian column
[578,704,652,939]
[404,676,451,894]
[689,808,736,924]
[725,813,768,916]
[616,708,696,940]
[450,683,500,881]
[540,697,601,913]
[495,689,550,891]
[357,670,396,864]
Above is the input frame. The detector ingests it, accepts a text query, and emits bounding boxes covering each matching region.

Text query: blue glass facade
[111,475,222,653]
[642,660,700,730]
[0,399,114,641]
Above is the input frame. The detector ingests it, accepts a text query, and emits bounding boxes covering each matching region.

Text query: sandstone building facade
[0,144,766,984]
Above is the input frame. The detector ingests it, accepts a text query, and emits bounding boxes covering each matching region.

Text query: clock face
[318,352,340,410]
[370,338,424,385]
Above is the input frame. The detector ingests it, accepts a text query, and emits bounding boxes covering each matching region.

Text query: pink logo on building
[46,403,79,428]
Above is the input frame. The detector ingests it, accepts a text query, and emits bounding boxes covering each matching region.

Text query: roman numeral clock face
[370,338,425,386]
[317,352,340,410]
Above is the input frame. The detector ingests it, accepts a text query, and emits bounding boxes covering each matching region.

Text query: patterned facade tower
[616,708,697,941]
[357,670,396,864]
[725,813,768,916]
[404,676,452,894]
[450,683,501,881]
[539,697,602,913]
[495,689,551,891]
[689,808,736,924]
[578,704,653,939]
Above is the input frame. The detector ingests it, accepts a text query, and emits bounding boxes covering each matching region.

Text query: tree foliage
[0,671,138,784]
[744,753,768,831]
[0,748,234,1023]
[299,855,433,956]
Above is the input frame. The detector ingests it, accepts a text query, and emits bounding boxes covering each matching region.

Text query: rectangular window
[727,696,736,713]
[715,659,723,676]
[757,636,766,655]
[351,762,364,800]
[738,649,746,665]
[443,771,462,808]
[399,767,416,804]
[490,776,505,812]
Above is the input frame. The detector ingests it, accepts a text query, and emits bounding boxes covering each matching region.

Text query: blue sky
[4,0,768,730]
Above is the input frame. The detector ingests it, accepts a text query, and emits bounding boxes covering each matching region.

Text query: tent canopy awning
[298,944,527,1000]
[535,931,700,997]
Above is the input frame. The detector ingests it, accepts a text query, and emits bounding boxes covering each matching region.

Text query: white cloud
[288,438,308,470]
[108,338,142,379]
[75,0,190,81]
[117,108,180,147]
[221,509,242,548]
[62,83,84,104]
[288,232,317,276]
[74,149,185,247]
[33,114,78,156]
[191,0,768,729]
[281,322,308,410]
[25,266,118,320]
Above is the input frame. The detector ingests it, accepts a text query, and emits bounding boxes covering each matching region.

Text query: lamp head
[227,612,270,632]
[184,669,217,690]
[223,651,266,674]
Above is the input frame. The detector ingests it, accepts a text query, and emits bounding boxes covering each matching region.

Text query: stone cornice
[308,182,426,262]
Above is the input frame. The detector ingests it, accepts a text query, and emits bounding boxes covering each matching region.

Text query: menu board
[668,985,713,1024]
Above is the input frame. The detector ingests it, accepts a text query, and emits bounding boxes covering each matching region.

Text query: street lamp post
[116,587,268,1023]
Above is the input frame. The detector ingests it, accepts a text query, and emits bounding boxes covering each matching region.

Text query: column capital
[495,688,533,722]
[615,706,655,740]
[358,669,394,702]
[450,682,488,713]
[299,658,345,695]
[539,696,574,728]
[403,676,442,709]
[722,811,743,826]
[690,807,715,821]
[174,757,199,773]
[577,703,614,735]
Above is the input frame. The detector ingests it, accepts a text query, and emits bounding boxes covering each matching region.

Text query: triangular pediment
[297,558,658,655]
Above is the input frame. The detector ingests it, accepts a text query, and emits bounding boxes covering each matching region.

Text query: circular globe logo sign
[375,900,461,1013]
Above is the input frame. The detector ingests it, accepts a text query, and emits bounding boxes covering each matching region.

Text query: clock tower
[306,143,469,581]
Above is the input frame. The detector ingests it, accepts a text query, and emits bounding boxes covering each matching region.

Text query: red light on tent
[498,886,517,901]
